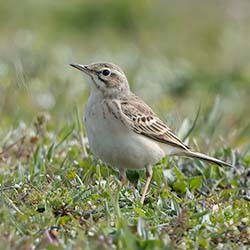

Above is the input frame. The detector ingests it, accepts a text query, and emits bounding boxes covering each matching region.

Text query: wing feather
[116,95,190,151]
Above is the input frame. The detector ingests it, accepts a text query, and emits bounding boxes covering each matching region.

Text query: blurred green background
[1,0,250,147]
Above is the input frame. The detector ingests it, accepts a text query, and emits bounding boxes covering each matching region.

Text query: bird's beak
[69,63,92,75]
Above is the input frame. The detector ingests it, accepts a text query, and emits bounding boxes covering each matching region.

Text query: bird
[70,61,232,204]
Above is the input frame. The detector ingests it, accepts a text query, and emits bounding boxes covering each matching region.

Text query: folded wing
[118,94,190,151]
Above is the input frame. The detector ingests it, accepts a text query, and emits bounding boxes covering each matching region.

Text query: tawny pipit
[70,62,231,204]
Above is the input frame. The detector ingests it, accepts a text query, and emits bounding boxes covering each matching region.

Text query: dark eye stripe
[98,75,108,85]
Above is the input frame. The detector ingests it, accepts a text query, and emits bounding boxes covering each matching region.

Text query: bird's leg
[141,165,152,204]
[119,169,127,185]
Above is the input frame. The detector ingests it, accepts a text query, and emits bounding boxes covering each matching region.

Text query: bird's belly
[85,108,164,170]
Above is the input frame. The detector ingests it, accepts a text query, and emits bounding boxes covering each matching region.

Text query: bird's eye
[102,69,111,76]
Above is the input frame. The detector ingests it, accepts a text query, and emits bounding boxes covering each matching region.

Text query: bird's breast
[84,96,165,170]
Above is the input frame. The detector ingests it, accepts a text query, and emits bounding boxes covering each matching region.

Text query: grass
[0,108,250,249]
[1,0,250,249]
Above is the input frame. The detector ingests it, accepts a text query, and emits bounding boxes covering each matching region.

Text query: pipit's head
[70,62,130,97]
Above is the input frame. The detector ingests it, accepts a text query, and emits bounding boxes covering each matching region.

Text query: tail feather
[180,151,232,167]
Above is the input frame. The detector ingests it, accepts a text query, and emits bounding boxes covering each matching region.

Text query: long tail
[179,150,232,167]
